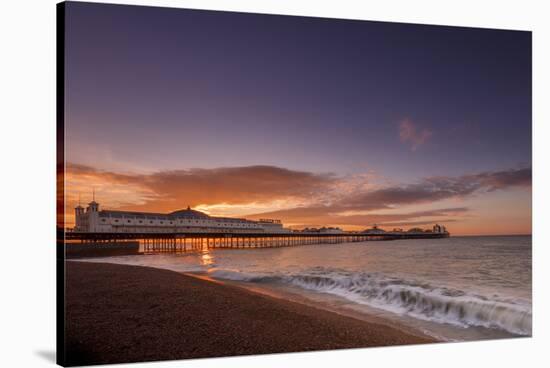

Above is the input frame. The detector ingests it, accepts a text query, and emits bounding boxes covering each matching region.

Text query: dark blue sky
[65,1,531,179]
[64,2,532,234]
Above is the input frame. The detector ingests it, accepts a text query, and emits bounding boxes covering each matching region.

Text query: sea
[79,235,532,342]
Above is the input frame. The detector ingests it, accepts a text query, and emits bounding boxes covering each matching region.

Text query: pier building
[74,200,291,234]
[301,227,344,234]
[433,224,447,233]
[363,225,386,234]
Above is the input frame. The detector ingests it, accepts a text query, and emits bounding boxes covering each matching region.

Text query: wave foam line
[208,269,532,336]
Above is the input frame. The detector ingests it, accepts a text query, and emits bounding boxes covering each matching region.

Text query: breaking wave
[208,268,532,336]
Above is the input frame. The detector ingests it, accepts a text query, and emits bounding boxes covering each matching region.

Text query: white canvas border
[0,0,547,367]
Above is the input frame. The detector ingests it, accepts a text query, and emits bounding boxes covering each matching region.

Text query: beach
[64,261,434,366]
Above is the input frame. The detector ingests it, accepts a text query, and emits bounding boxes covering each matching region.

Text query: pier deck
[63,231,450,253]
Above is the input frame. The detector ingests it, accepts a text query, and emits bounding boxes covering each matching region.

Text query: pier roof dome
[170,206,210,219]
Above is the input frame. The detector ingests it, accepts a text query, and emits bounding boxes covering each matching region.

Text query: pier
[66,202,449,253]
[64,231,450,253]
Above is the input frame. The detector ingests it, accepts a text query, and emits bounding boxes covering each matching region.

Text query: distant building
[301,227,318,233]
[319,227,344,234]
[363,224,386,234]
[432,224,447,233]
[74,200,291,234]
[300,227,344,234]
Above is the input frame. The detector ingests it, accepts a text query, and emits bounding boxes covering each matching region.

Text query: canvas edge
[56,1,67,366]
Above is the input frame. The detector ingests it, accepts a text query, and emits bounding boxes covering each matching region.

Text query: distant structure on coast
[74,199,291,234]
[362,224,449,235]
[432,224,447,233]
[363,224,386,234]
[301,227,344,234]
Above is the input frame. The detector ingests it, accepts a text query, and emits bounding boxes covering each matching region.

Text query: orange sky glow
[62,163,531,236]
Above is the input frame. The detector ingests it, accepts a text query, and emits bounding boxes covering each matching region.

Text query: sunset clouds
[65,163,531,232]
[64,163,336,222]
[342,167,532,209]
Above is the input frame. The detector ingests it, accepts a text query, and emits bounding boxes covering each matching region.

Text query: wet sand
[64,262,435,366]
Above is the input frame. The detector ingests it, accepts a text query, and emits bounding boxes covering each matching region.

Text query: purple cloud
[399,119,433,151]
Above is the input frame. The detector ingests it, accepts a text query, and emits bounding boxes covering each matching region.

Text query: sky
[63,2,532,235]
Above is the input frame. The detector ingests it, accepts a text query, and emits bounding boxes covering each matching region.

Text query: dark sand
[65,262,435,366]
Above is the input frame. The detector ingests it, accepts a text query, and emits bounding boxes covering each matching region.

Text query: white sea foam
[207,268,532,336]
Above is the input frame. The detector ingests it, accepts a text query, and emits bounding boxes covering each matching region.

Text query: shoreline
[185,271,437,342]
[65,261,436,366]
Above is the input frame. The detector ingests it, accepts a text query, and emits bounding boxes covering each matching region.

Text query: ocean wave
[207,268,532,336]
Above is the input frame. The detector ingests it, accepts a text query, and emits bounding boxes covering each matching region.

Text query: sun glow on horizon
[62,162,531,236]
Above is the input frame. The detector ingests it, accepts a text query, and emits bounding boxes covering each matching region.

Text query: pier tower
[85,198,100,232]
[74,204,84,230]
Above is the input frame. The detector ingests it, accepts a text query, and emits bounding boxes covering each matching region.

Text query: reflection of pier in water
[64,231,450,253]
